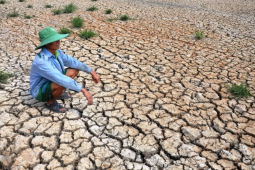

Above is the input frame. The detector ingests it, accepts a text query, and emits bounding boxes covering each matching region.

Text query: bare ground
[0,0,255,169]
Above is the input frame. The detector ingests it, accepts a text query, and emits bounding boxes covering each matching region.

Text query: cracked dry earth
[0,0,255,169]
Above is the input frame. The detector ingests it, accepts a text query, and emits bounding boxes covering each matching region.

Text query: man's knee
[73,69,79,77]
[52,82,65,92]
[66,68,79,78]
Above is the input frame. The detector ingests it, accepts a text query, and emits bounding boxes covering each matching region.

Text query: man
[30,27,100,113]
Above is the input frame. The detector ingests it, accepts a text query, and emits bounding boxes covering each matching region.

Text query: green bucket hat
[35,27,69,50]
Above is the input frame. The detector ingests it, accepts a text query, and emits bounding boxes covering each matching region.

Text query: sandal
[57,92,71,100]
[45,101,67,113]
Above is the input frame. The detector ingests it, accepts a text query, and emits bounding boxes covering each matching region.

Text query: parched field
[0,0,255,169]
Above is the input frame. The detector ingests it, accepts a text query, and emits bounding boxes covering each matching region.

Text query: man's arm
[60,50,100,84]
[36,60,82,92]
[60,51,92,73]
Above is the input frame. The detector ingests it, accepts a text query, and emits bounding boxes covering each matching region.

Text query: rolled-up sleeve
[36,59,82,92]
[60,51,92,74]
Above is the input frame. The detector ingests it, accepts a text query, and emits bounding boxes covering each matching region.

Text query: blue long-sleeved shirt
[30,47,92,98]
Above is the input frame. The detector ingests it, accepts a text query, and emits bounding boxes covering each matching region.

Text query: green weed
[63,3,76,13]
[119,14,130,21]
[24,14,32,19]
[195,30,204,40]
[105,18,116,22]
[0,0,6,4]
[105,9,112,14]
[7,9,19,17]
[52,8,62,15]
[27,4,33,8]
[87,6,98,11]
[227,82,252,98]
[45,4,52,8]
[0,71,14,84]
[72,16,84,28]
[80,29,96,39]
[59,27,72,34]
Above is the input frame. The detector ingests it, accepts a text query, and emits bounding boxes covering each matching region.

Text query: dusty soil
[0,0,255,169]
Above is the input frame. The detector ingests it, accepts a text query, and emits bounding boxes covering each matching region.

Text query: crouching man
[30,27,100,113]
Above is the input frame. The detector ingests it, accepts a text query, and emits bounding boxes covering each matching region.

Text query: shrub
[0,0,6,4]
[52,8,62,15]
[195,30,204,40]
[87,6,98,11]
[27,4,33,8]
[18,0,25,2]
[59,27,72,34]
[7,9,19,17]
[0,71,14,84]
[24,14,32,19]
[119,14,130,21]
[91,0,98,1]
[227,82,252,98]
[80,29,96,39]
[105,18,116,22]
[63,3,76,13]
[72,16,84,28]
[105,9,112,14]
[45,4,52,8]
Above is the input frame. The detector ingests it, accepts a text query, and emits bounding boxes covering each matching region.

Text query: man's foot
[57,92,71,100]
[45,101,66,113]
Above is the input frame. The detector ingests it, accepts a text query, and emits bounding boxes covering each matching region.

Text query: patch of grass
[119,14,130,21]
[194,30,204,40]
[80,29,96,39]
[87,6,98,11]
[52,8,62,15]
[7,9,19,17]
[24,14,32,19]
[45,4,52,8]
[0,71,14,84]
[18,0,25,2]
[63,3,76,13]
[227,82,252,98]
[105,9,112,14]
[71,16,84,28]
[27,4,33,8]
[105,18,116,22]
[59,27,72,34]
[0,0,6,4]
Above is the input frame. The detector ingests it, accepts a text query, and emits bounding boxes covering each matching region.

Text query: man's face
[45,40,60,51]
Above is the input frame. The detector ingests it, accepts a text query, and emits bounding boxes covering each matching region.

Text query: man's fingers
[91,73,100,84]
[88,100,92,105]
[95,79,100,83]
[87,95,92,105]
[87,98,92,105]
[86,95,93,105]
[82,89,93,105]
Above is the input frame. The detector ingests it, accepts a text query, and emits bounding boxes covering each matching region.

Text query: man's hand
[90,70,100,84]
[81,88,93,105]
